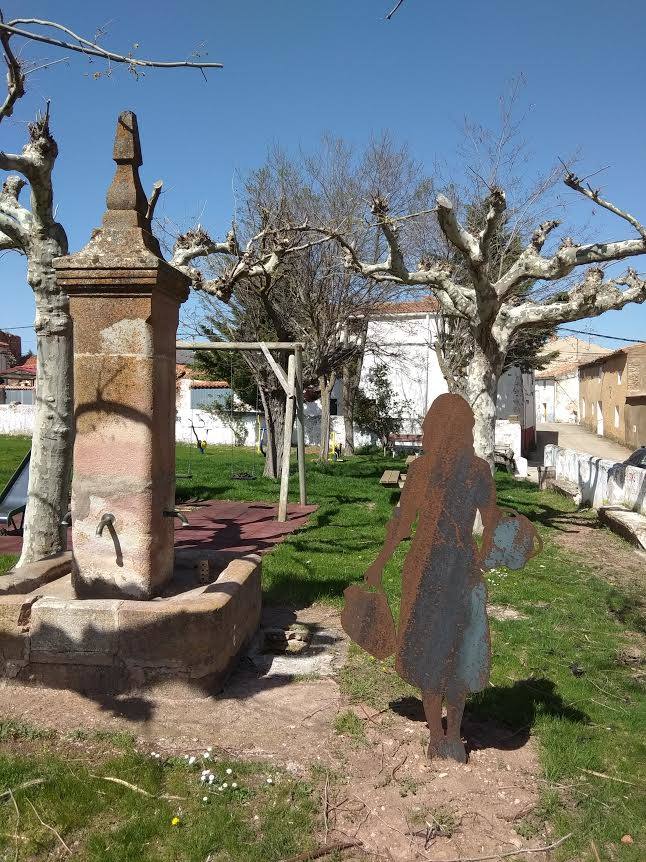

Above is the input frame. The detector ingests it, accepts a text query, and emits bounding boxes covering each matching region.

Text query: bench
[380,470,401,487]
[388,434,423,455]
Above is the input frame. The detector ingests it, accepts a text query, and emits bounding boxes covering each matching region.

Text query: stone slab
[0,553,73,596]
[546,476,582,505]
[599,506,646,551]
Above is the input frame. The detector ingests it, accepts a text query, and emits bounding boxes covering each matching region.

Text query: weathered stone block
[29,597,120,664]
[0,553,72,596]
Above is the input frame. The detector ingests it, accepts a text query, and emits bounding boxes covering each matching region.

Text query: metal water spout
[96,513,115,536]
[163,509,189,527]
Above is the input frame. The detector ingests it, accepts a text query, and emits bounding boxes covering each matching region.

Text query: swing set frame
[176,340,307,522]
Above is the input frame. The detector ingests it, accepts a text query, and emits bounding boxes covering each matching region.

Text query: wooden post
[294,347,307,506]
[278,353,296,522]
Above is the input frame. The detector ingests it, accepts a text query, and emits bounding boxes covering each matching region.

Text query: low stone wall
[544,444,646,515]
[0,552,262,693]
[0,405,34,435]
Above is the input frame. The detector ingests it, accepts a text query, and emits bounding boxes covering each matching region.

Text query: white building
[315,298,535,475]
[534,336,610,424]
[174,364,260,448]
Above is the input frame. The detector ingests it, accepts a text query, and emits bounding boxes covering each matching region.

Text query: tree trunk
[18,243,73,565]
[318,374,335,462]
[341,324,367,456]
[465,343,500,472]
[261,385,286,480]
[342,362,357,455]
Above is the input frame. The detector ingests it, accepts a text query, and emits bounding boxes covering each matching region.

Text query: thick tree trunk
[465,343,501,472]
[261,386,286,480]
[18,243,73,565]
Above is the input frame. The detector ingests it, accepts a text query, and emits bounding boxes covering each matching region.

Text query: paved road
[534,422,633,463]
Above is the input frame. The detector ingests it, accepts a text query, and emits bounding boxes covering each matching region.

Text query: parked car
[624,446,646,469]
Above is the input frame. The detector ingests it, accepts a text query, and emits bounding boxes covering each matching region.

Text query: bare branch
[479,186,507,262]
[531,219,560,251]
[0,12,25,123]
[436,193,479,260]
[171,225,238,269]
[385,0,406,19]
[0,174,31,247]
[146,180,163,222]
[503,267,646,331]
[0,18,223,71]
[564,170,646,240]
[495,226,646,299]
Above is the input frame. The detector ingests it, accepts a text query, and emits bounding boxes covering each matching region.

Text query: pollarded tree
[327,177,646,468]
[0,13,222,564]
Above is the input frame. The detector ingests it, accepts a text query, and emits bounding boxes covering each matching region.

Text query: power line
[0,325,34,330]
[559,327,645,344]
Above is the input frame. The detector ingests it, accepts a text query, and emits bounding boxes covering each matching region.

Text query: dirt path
[1,605,545,862]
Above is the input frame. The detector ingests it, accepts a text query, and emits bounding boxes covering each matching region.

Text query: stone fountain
[0,112,261,692]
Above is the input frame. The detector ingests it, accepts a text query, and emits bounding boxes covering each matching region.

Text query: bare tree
[326,180,646,467]
[0,12,221,565]
[171,135,432,465]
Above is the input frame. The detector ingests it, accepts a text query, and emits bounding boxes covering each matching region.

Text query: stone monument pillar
[55,111,190,599]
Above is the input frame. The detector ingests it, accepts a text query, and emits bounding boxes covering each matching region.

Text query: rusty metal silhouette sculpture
[341,393,541,763]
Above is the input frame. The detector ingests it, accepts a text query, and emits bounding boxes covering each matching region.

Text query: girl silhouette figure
[361,393,538,762]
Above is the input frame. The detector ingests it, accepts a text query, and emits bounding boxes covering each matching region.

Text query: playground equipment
[328,430,344,462]
[0,450,30,535]
[176,339,307,521]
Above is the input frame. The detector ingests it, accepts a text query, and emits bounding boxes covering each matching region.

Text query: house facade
[175,363,260,447]
[579,343,646,448]
[0,333,37,433]
[334,298,536,473]
[534,336,610,424]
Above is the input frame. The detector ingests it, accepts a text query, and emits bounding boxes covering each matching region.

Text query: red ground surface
[0,500,316,557]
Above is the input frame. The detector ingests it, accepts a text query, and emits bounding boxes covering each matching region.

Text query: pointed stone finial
[113,110,142,165]
[103,110,149,229]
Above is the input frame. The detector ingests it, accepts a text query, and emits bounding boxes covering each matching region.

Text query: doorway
[596,400,604,436]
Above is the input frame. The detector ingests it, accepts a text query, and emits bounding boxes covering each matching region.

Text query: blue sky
[2,0,645,354]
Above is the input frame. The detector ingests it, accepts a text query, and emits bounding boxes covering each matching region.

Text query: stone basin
[0,550,261,694]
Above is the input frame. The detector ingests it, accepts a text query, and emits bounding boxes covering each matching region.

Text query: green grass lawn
[1,439,644,860]
[0,435,30,573]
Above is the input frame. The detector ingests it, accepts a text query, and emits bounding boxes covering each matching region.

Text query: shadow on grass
[390,677,589,753]
[495,473,604,534]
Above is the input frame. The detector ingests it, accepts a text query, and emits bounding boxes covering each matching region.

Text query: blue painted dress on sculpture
[395,450,494,699]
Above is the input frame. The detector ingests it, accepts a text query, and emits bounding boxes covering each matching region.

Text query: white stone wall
[175,377,260,447]
[0,404,35,435]
[495,419,528,477]
[175,408,260,447]
[544,443,646,515]
[535,373,579,424]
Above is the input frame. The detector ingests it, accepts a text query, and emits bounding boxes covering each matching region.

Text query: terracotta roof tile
[374,297,440,315]
[189,380,229,389]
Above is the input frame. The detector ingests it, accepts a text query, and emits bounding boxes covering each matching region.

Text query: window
[614,405,620,428]
[4,388,33,405]
[190,388,231,409]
